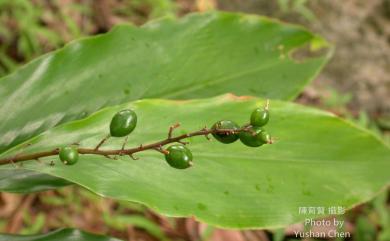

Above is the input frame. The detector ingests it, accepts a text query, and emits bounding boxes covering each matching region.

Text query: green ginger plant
[0,12,388,240]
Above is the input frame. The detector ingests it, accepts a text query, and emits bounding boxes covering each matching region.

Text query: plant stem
[0,126,251,166]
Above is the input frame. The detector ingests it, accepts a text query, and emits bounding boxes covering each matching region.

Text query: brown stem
[94,134,110,150]
[0,126,251,166]
[168,123,180,139]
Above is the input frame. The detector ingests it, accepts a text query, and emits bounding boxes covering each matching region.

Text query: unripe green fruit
[165,144,193,169]
[239,126,271,147]
[59,146,79,165]
[110,109,137,137]
[250,108,269,127]
[259,131,271,144]
[211,120,240,144]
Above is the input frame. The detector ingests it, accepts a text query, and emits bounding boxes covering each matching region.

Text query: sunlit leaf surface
[1,95,388,228]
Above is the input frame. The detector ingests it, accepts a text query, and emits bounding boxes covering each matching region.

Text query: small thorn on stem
[178,140,189,145]
[120,136,129,154]
[265,99,270,110]
[154,147,169,155]
[72,142,80,146]
[168,123,181,139]
[129,154,139,160]
[10,159,16,168]
[95,134,110,151]
[269,137,277,144]
[9,149,25,167]
[242,124,251,130]
[104,155,115,160]
[202,126,211,140]
[9,153,21,167]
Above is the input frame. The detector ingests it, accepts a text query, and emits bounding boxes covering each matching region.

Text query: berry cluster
[58,101,272,169]
[163,102,272,169]
[1,101,272,169]
[212,101,271,148]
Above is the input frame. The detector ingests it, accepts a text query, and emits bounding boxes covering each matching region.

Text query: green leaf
[0,228,121,241]
[355,216,377,241]
[103,214,170,241]
[1,95,388,228]
[0,169,71,193]
[0,11,331,154]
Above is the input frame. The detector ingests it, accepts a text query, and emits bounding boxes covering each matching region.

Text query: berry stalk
[0,125,251,166]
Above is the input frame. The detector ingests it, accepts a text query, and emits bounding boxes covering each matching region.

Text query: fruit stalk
[0,126,252,166]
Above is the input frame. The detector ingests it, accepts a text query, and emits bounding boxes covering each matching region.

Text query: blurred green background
[0,0,389,240]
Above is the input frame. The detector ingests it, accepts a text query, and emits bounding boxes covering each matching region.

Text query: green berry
[59,146,79,165]
[165,144,193,169]
[110,109,137,137]
[239,126,271,147]
[250,108,269,127]
[211,120,240,144]
[259,131,271,144]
